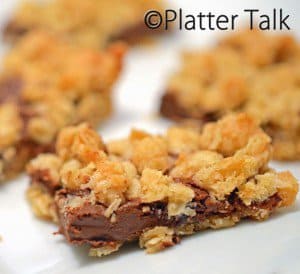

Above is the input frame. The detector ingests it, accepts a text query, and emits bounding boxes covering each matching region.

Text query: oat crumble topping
[27,114,298,216]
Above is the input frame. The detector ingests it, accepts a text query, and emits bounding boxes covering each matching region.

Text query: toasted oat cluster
[160,29,300,160]
[0,31,125,181]
[4,0,164,48]
[27,114,298,255]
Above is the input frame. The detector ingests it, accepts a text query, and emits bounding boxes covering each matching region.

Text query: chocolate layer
[2,21,30,42]
[56,187,281,248]
[160,92,219,122]
[111,21,164,44]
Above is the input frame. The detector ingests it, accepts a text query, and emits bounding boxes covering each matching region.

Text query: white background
[0,1,300,273]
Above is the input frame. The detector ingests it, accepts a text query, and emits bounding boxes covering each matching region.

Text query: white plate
[0,1,300,273]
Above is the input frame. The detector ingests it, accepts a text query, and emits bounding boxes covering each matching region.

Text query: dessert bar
[0,31,125,181]
[27,114,298,255]
[160,29,300,160]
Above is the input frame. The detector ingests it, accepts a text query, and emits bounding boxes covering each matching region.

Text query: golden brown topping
[193,155,259,200]
[131,136,169,173]
[81,160,131,205]
[167,48,250,114]
[238,173,278,206]
[4,32,125,97]
[56,123,105,162]
[140,169,171,203]
[170,151,223,180]
[199,113,261,156]
[166,127,201,154]
[276,171,299,207]
[28,114,299,213]
[238,171,298,207]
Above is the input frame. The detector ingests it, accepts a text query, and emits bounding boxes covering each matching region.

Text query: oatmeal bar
[160,30,300,160]
[4,0,165,48]
[0,31,125,181]
[27,114,298,255]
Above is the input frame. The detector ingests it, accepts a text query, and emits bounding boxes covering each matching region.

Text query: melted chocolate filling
[56,188,281,247]
[160,92,219,123]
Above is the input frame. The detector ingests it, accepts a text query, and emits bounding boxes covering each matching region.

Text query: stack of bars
[0,0,299,259]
